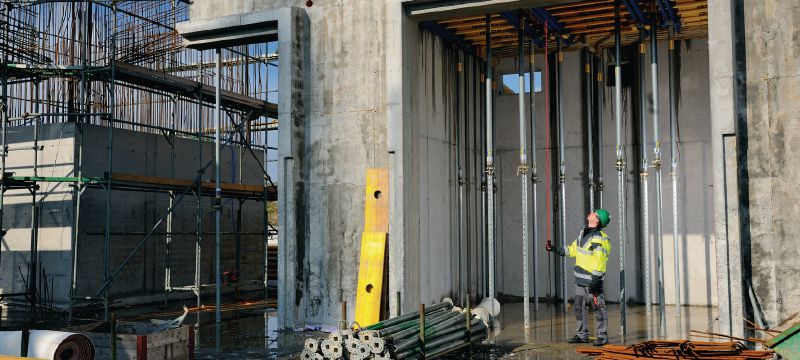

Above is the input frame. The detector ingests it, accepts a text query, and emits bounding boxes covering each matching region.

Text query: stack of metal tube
[299,299,489,359]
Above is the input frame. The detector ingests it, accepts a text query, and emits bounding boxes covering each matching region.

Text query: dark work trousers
[575,285,608,340]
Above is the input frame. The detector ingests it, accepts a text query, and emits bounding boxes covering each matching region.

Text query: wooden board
[354,232,388,327]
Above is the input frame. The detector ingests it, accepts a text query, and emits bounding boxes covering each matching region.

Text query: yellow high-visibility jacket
[562,228,611,287]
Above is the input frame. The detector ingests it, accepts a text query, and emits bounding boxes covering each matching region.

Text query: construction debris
[300,299,489,360]
[577,340,775,359]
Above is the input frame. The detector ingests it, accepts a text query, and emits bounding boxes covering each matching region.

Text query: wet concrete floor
[188,301,717,359]
[1,299,717,359]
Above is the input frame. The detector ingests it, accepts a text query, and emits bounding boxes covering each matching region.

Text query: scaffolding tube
[638,28,652,320]
[556,36,567,313]
[528,34,539,312]
[214,47,223,325]
[102,3,117,321]
[585,49,595,211]
[0,3,9,301]
[484,14,497,324]
[614,0,628,338]
[651,20,667,337]
[668,23,682,328]
[517,20,530,329]
[195,94,204,313]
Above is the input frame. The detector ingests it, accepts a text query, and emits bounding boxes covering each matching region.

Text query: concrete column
[276,7,307,329]
[708,0,743,337]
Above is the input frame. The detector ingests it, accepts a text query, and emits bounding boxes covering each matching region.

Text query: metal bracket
[517,164,528,175]
[615,159,626,171]
[485,165,495,176]
[652,159,662,168]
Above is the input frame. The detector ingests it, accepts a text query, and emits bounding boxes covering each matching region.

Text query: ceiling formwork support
[517,16,530,329]
[638,27,652,327]
[585,48,595,212]
[455,46,465,305]
[556,35,568,313]
[595,52,605,209]
[528,30,539,313]
[667,23,682,331]
[650,15,667,338]
[484,14,497,328]
[613,0,629,340]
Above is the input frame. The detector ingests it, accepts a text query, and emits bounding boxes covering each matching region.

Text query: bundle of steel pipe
[299,299,488,359]
[577,340,775,359]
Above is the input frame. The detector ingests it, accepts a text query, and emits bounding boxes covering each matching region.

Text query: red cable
[544,23,553,248]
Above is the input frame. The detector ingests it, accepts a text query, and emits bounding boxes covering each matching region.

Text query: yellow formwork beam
[355,168,389,327]
[355,232,388,327]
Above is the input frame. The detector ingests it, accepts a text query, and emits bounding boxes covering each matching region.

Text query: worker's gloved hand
[589,275,604,295]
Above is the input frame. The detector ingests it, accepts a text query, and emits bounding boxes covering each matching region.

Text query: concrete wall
[1,123,267,307]
[708,0,800,330]
[189,1,390,327]
[1,123,76,306]
[492,40,716,306]
[403,30,487,308]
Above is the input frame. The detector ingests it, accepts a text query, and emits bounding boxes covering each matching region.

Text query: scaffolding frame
[0,0,278,323]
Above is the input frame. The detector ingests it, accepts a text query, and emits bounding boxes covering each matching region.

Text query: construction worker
[547,209,611,346]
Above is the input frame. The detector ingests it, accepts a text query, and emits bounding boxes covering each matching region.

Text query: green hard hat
[595,208,611,227]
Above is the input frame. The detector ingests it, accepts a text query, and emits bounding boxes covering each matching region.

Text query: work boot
[593,338,609,346]
[566,335,590,344]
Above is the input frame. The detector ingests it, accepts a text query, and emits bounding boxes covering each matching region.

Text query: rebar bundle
[577,340,775,359]
[300,300,488,360]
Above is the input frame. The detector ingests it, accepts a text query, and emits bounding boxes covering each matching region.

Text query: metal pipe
[214,47,222,324]
[263,120,270,303]
[195,93,204,313]
[480,60,487,299]
[517,19,530,329]
[465,55,472,305]
[456,48,465,304]
[638,27,652,319]
[102,2,117,321]
[556,36,567,313]
[485,15,497,321]
[597,52,605,208]
[585,49,595,211]
[0,7,8,271]
[614,0,628,338]
[30,81,41,316]
[367,301,453,331]
[668,23,682,327]
[528,34,539,312]
[651,18,667,337]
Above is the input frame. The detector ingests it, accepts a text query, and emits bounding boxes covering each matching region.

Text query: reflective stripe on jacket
[562,228,611,286]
